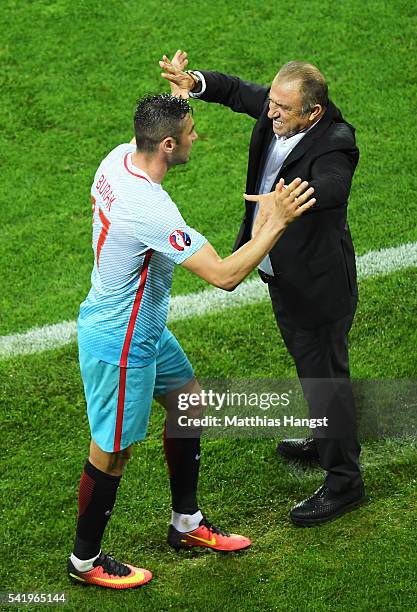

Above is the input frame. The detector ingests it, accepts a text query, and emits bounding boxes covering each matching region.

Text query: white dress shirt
[253,131,307,275]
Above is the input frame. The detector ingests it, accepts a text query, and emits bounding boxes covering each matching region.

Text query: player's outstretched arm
[181,179,315,291]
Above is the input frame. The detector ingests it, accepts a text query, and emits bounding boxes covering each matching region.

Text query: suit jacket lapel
[247,110,274,193]
[246,101,339,222]
[255,130,274,189]
[245,102,273,220]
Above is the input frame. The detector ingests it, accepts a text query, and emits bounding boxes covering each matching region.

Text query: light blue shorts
[79,327,194,452]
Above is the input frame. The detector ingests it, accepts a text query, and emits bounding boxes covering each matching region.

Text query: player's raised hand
[251,179,286,236]
[244,178,316,229]
[159,52,194,99]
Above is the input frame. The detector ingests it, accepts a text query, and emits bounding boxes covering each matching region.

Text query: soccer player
[68,93,315,589]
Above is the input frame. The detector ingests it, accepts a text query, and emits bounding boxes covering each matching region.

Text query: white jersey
[78,143,207,366]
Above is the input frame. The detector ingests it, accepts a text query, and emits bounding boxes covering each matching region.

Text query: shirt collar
[275,115,323,144]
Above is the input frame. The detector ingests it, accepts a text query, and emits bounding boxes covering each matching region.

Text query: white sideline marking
[0,241,416,360]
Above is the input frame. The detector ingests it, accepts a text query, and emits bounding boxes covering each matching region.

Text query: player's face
[172,113,198,165]
[268,77,311,138]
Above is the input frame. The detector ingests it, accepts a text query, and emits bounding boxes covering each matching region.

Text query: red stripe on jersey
[123,153,151,182]
[97,207,111,268]
[113,249,153,451]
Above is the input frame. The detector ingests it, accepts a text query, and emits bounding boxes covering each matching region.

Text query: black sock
[73,460,121,560]
[163,421,200,514]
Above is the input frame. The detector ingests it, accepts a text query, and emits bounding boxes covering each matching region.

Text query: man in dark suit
[160,52,365,526]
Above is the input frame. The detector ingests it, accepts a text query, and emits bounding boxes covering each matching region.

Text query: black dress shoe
[290,484,366,526]
[276,437,319,463]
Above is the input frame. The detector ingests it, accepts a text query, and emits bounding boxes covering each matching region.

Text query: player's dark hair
[134,94,191,152]
[278,61,328,115]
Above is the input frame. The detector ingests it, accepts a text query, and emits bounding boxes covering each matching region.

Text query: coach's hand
[244,178,315,231]
[171,49,189,71]
[160,51,193,99]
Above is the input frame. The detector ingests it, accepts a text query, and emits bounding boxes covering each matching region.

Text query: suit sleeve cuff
[189,71,207,97]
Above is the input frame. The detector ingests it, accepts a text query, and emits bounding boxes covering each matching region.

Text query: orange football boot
[68,552,152,589]
[168,517,251,552]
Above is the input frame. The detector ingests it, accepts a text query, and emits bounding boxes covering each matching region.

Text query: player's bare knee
[113,446,133,472]
[120,445,133,464]
[89,441,133,476]
[167,400,205,426]
[188,401,206,420]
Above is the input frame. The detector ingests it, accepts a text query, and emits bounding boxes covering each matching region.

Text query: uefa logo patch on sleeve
[169,230,192,252]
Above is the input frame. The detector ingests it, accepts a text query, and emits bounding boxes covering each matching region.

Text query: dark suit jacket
[198,71,359,328]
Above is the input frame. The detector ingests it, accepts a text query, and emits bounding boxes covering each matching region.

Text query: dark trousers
[268,285,363,493]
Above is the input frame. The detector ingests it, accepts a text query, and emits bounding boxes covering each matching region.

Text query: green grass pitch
[1,0,416,610]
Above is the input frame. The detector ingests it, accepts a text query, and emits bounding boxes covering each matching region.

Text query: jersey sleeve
[133,189,207,265]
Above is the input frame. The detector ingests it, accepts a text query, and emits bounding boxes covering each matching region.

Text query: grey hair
[277,61,328,115]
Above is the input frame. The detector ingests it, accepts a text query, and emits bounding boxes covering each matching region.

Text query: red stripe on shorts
[113,249,153,451]
[114,368,127,453]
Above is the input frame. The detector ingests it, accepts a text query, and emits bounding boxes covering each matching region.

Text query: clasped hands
[159,51,316,223]
[159,50,193,98]
[245,179,316,234]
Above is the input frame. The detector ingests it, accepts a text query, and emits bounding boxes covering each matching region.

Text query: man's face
[268,77,311,139]
[170,113,198,165]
